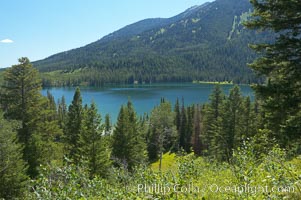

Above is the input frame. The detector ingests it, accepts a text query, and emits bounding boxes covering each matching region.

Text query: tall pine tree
[57,95,67,130]
[203,85,224,158]
[220,85,244,161]
[245,0,301,150]
[112,101,146,169]
[79,101,111,178]
[65,87,83,162]
[179,99,188,151]
[0,112,28,199]
[0,57,54,176]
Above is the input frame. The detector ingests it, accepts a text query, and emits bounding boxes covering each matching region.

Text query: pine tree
[245,0,301,149]
[32,97,63,167]
[186,105,194,153]
[80,102,111,178]
[0,57,47,176]
[46,90,57,117]
[112,101,147,169]
[220,85,244,161]
[127,101,147,167]
[179,99,187,151]
[104,113,112,135]
[0,112,28,199]
[241,97,257,139]
[65,87,83,162]
[112,106,129,165]
[174,98,181,131]
[57,95,67,130]
[210,85,224,120]
[203,85,224,158]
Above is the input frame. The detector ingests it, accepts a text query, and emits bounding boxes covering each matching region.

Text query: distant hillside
[34,0,270,87]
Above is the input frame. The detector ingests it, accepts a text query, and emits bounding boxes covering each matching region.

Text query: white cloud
[0,39,14,43]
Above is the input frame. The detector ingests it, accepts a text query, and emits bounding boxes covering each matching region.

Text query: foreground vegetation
[25,148,301,199]
[0,58,300,199]
[0,0,300,199]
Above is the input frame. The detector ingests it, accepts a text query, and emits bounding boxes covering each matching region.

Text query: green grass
[150,152,177,172]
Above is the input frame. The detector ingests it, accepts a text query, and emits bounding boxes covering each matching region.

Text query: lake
[42,83,254,124]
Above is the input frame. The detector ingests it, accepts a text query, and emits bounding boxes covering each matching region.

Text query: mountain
[100,3,210,43]
[34,0,270,87]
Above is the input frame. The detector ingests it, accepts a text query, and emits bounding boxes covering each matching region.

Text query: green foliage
[104,113,112,135]
[32,96,64,166]
[147,100,177,162]
[202,85,224,158]
[112,101,147,170]
[34,0,269,87]
[231,140,301,199]
[150,152,177,172]
[26,145,301,199]
[245,0,301,152]
[202,85,259,161]
[79,101,112,178]
[0,57,63,177]
[220,86,244,160]
[179,99,188,152]
[1,57,42,123]
[0,45,300,199]
[25,160,108,199]
[65,87,83,162]
[1,71,299,199]
[0,112,28,199]
[57,96,67,130]
[174,98,181,132]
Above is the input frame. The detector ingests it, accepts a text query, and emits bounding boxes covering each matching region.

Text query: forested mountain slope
[33,0,271,86]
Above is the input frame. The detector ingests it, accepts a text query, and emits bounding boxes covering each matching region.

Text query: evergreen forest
[34,0,270,87]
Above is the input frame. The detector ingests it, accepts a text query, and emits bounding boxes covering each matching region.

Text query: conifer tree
[104,113,112,135]
[112,106,129,165]
[0,57,51,176]
[174,98,181,131]
[241,96,257,139]
[210,85,224,120]
[112,101,147,169]
[65,87,83,162]
[179,99,187,151]
[245,0,301,149]
[203,85,224,157]
[186,105,194,153]
[46,90,57,117]
[80,102,111,177]
[0,112,28,199]
[32,96,63,168]
[128,101,147,167]
[57,96,67,130]
[220,85,243,161]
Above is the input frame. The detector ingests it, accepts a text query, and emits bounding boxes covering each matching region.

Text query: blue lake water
[42,83,254,123]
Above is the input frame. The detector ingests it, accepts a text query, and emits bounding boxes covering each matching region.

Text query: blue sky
[0,0,213,68]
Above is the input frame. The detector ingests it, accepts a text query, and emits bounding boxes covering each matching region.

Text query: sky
[0,0,213,68]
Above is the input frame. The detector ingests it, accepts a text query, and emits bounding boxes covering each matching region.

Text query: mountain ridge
[41,2,212,61]
[100,3,211,43]
[34,0,269,87]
